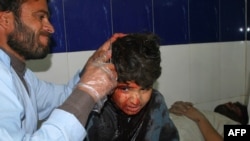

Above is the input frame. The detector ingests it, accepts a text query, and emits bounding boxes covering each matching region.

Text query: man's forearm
[59,88,95,126]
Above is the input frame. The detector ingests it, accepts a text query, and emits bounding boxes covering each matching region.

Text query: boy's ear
[0,11,13,29]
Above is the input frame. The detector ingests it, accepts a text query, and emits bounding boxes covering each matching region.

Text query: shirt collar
[0,49,26,77]
[10,53,26,77]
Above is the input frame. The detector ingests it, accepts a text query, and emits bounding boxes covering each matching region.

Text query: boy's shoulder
[151,89,165,101]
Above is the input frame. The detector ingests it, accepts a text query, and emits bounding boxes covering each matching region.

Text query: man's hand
[78,33,126,102]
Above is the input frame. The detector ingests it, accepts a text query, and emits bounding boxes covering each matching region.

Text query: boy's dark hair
[214,102,249,125]
[111,33,161,88]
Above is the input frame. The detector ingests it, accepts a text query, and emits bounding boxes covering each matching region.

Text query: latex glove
[77,33,126,106]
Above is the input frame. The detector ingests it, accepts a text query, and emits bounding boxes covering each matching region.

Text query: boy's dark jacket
[84,89,179,141]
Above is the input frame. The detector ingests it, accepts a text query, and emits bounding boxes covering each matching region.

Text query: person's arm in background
[169,101,223,141]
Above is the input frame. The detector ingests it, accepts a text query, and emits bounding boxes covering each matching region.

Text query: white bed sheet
[170,111,240,141]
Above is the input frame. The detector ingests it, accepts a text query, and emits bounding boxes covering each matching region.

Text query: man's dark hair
[214,102,249,125]
[0,0,22,16]
[0,0,50,17]
[111,33,161,88]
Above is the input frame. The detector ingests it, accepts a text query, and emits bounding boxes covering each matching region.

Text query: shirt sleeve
[158,93,180,141]
[0,109,86,141]
[32,109,86,140]
[28,69,80,120]
[145,90,180,141]
[0,67,87,140]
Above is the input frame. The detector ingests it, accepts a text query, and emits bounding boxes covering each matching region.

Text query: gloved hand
[77,33,126,107]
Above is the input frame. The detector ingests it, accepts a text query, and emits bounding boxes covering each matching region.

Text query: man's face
[112,81,152,115]
[223,102,242,117]
[214,102,243,123]
[7,0,54,60]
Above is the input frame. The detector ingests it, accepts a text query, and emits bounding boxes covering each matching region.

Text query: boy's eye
[140,88,148,93]
[140,87,152,93]
[117,86,129,91]
[141,87,151,91]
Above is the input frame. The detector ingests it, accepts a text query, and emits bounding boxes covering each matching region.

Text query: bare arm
[169,101,223,141]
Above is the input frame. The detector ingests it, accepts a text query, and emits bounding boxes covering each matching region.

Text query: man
[84,33,179,141]
[0,0,123,140]
[169,101,248,141]
[214,101,248,125]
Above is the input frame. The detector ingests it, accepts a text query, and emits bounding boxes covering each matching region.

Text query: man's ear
[0,11,13,29]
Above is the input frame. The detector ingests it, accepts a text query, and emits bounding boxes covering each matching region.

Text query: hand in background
[169,101,223,141]
[169,101,206,123]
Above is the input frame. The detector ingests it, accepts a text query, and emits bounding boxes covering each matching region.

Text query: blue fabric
[0,49,86,140]
[85,89,180,141]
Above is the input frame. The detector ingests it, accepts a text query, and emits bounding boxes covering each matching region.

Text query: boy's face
[112,81,152,115]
